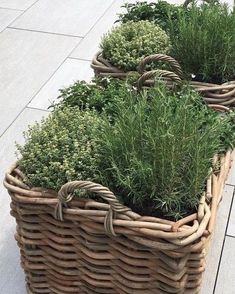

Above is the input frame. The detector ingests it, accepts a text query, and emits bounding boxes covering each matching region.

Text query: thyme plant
[17,108,104,191]
[101,20,171,71]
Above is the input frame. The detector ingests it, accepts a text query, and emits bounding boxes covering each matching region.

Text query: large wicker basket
[4,149,233,294]
[91,52,235,107]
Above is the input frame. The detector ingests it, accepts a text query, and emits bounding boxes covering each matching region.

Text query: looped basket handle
[137,69,182,91]
[54,180,130,237]
[208,104,230,112]
[138,54,184,79]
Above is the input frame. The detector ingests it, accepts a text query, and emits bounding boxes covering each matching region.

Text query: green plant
[118,2,235,83]
[52,77,138,119]
[99,85,232,220]
[18,80,235,221]
[219,110,235,152]
[17,108,104,191]
[118,1,186,32]
[169,3,235,83]
[101,20,171,71]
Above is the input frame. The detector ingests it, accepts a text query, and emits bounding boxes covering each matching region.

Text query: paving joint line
[225,234,235,239]
[1,12,82,134]
[69,0,116,57]
[26,38,82,108]
[82,0,116,40]
[0,7,23,11]
[3,0,116,114]
[23,4,118,111]
[225,183,235,187]
[7,26,83,38]
[68,56,91,62]
[0,106,47,139]
[26,106,50,112]
[6,0,116,41]
[212,187,235,293]
[2,0,39,32]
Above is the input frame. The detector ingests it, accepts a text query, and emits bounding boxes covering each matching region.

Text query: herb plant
[169,3,235,83]
[52,77,138,119]
[99,85,232,219]
[101,20,171,71]
[17,108,103,191]
[118,2,235,83]
[219,111,235,152]
[18,80,235,220]
[118,1,185,32]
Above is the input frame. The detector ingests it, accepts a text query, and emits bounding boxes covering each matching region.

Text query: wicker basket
[91,52,235,107]
[4,149,233,294]
[91,51,131,80]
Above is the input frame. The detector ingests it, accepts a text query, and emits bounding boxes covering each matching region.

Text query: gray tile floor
[0,1,234,293]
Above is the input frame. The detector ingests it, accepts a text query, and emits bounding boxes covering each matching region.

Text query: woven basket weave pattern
[4,150,233,294]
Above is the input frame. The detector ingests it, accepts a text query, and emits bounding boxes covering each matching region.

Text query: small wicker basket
[91,52,235,107]
[4,149,233,294]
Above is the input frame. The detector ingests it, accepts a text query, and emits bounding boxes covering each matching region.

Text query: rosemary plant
[168,3,235,83]
[99,85,231,219]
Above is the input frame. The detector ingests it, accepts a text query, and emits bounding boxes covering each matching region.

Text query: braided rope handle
[54,180,130,236]
[137,69,181,91]
[138,54,184,79]
[208,104,230,112]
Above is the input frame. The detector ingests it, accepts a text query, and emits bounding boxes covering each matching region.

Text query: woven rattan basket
[91,52,235,107]
[4,149,233,294]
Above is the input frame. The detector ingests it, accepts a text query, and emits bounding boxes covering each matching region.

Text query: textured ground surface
[0,1,234,293]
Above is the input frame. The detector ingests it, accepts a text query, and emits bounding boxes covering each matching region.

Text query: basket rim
[4,149,233,249]
[91,51,235,106]
[91,50,235,87]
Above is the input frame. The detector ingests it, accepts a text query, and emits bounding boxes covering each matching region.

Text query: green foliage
[118,1,185,32]
[118,2,235,83]
[168,3,235,83]
[52,77,138,119]
[101,20,171,71]
[17,108,104,191]
[17,78,235,220]
[219,110,235,152]
[99,85,232,219]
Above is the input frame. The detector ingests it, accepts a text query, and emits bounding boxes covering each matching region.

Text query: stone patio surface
[0,1,234,293]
